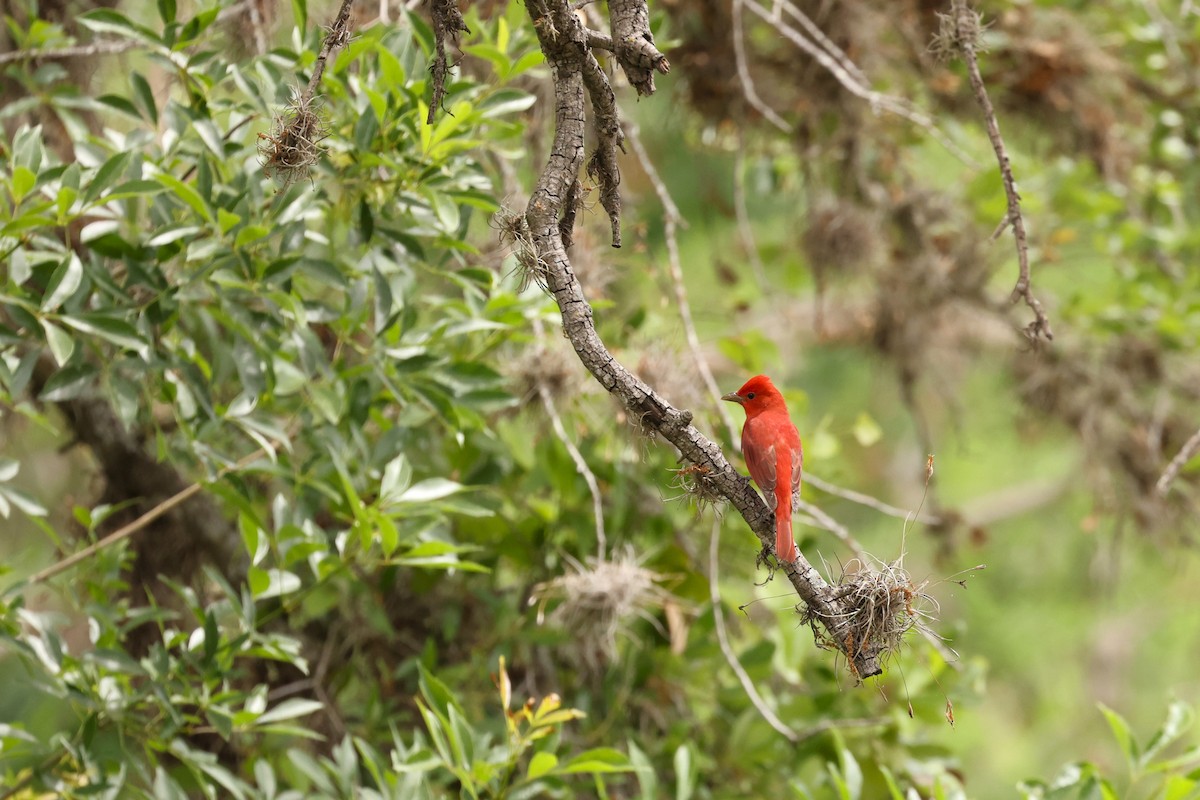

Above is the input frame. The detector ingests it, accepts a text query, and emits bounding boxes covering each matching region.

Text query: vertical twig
[731,0,792,132]
[708,518,798,741]
[733,135,770,290]
[625,123,739,445]
[947,0,1053,342]
[533,319,609,559]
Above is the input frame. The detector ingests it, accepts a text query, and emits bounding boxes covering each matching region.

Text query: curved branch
[521,0,881,678]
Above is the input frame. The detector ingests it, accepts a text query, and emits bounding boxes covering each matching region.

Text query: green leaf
[130,71,158,124]
[1141,701,1195,770]
[673,745,694,800]
[11,166,36,203]
[193,116,224,158]
[83,151,131,204]
[38,362,97,401]
[79,9,162,45]
[156,173,213,223]
[41,253,84,311]
[40,320,75,366]
[552,748,632,775]
[60,313,150,359]
[248,567,301,599]
[157,0,177,25]
[1099,704,1139,770]
[397,478,463,503]
[291,0,307,32]
[526,751,558,781]
[256,698,325,726]
[0,486,47,518]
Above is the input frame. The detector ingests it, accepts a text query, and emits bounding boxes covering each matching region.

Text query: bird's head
[721,374,787,418]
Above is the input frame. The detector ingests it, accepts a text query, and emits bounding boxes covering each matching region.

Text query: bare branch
[26,448,268,586]
[945,0,1053,342]
[0,39,137,65]
[534,318,608,559]
[625,122,739,444]
[731,0,792,132]
[733,136,770,289]
[1157,426,1200,496]
[806,473,943,526]
[796,499,867,563]
[581,50,624,247]
[740,0,977,166]
[709,518,798,741]
[522,0,882,678]
[607,0,670,95]
[427,0,469,123]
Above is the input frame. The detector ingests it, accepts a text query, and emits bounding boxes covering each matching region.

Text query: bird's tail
[776,499,799,563]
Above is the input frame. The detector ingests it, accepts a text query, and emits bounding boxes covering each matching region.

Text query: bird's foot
[753,544,777,585]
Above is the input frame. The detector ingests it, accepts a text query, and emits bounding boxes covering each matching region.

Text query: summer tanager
[722,375,802,563]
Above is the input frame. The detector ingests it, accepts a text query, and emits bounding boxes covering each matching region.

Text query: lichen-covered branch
[428,0,469,123]
[521,0,882,678]
[607,0,670,95]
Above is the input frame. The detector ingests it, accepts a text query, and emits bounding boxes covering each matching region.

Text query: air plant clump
[803,557,936,681]
[930,2,990,62]
[493,205,550,293]
[258,88,329,186]
[667,463,726,515]
[530,550,674,671]
[507,340,579,410]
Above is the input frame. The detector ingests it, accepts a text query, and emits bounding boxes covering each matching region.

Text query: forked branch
[520,0,882,678]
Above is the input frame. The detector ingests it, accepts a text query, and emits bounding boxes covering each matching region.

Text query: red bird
[722,375,803,563]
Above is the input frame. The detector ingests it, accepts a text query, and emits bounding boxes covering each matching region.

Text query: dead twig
[708,518,798,741]
[941,0,1053,342]
[1156,426,1200,496]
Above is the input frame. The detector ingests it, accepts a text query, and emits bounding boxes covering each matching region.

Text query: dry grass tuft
[493,205,550,292]
[530,550,674,671]
[258,88,328,186]
[666,463,726,515]
[804,556,938,681]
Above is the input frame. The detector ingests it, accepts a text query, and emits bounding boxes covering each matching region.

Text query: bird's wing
[790,439,803,497]
[743,439,778,510]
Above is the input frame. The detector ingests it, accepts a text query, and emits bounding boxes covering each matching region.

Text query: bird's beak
[721,392,744,404]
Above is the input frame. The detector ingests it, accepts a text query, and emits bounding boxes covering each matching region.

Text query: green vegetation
[1,0,1198,797]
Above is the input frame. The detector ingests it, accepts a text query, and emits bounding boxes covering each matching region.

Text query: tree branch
[521,0,882,678]
[606,0,670,95]
[947,0,1053,343]
[427,0,469,123]
[1157,425,1200,496]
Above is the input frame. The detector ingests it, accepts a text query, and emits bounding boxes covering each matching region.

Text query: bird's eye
[746,392,756,400]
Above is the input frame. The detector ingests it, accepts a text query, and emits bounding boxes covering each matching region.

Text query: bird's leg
[753,545,777,584]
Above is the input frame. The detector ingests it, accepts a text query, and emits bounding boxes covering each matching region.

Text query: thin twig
[0,40,137,65]
[25,448,269,586]
[733,134,769,289]
[796,499,867,563]
[0,0,258,66]
[1156,426,1200,496]
[731,0,792,132]
[949,0,1052,342]
[806,473,943,526]
[741,0,977,166]
[305,0,356,102]
[533,319,608,559]
[793,716,888,744]
[625,122,739,445]
[709,518,798,741]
